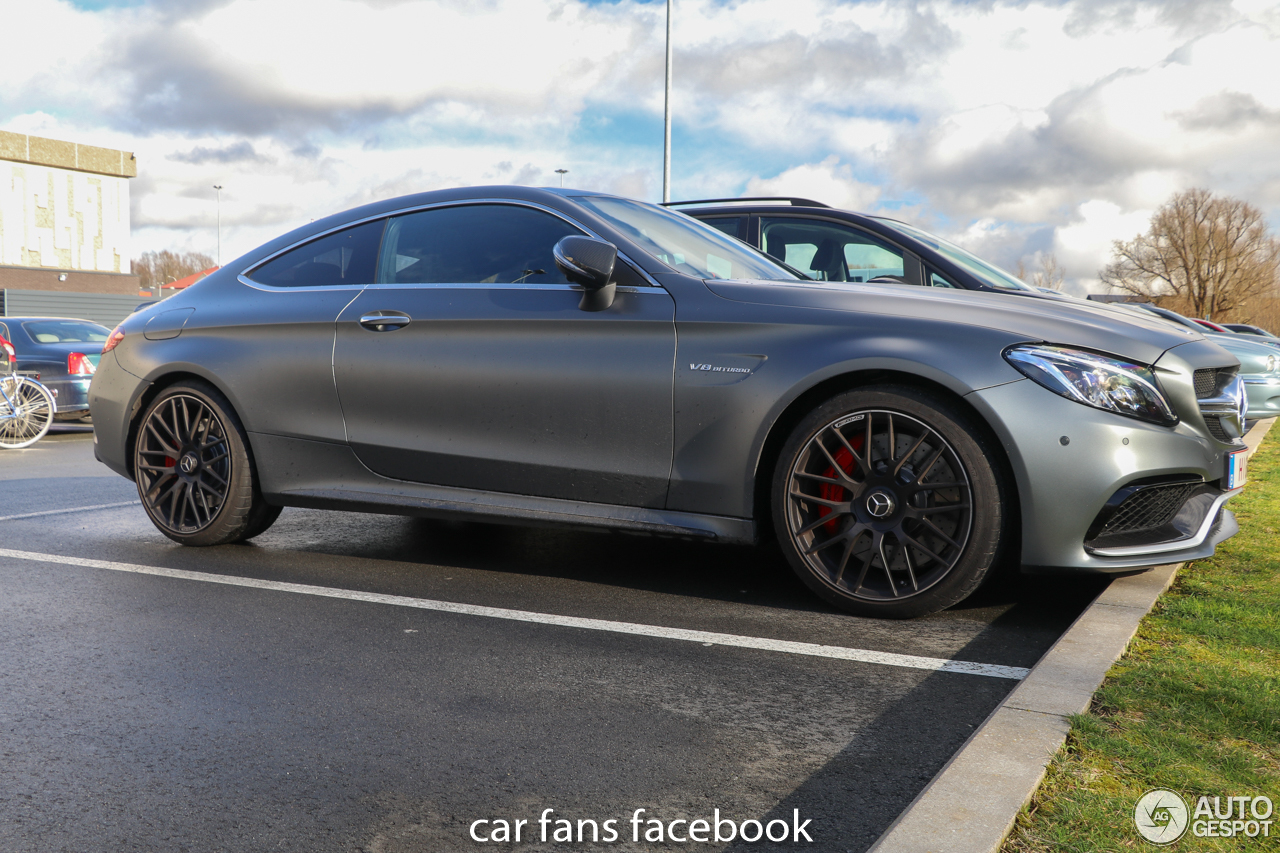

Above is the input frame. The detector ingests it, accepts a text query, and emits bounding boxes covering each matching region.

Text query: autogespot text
[1191,796,1274,839]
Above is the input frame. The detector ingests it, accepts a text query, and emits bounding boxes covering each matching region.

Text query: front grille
[1098,482,1198,537]
[1205,417,1233,443]
[1194,367,1237,398]
[1194,368,1219,398]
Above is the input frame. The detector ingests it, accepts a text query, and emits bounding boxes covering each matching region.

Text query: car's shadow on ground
[251,509,1108,638]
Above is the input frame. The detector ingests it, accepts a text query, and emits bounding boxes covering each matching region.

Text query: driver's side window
[760,218,908,284]
[379,204,583,285]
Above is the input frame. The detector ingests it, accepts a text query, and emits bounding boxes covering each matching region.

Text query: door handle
[359,311,411,332]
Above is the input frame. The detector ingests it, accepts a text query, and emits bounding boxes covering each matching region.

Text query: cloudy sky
[3,0,1278,293]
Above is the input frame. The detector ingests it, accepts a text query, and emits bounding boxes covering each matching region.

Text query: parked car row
[1222,323,1279,338]
[1114,303,1280,423]
[85,185,1266,619]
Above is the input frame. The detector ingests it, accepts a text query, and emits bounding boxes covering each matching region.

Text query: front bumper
[1085,484,1240,557]
[967,376,1239,573]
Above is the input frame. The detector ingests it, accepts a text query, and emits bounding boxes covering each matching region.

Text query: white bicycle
[0,373,57,449]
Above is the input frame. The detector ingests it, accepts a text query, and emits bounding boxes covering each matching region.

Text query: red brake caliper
[817,435,863,533]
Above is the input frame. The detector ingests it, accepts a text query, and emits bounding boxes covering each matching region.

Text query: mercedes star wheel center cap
[866,491,895,518]
[179,453,199,474]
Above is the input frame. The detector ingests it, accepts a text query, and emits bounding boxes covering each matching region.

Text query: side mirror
[554,236,617,312]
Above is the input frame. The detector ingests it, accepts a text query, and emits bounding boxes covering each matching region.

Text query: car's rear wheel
[133,380,279,545]
[772,385,1005,618]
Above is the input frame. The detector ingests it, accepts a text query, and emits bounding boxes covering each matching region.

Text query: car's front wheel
[772,385,1006,618]
[133,380,278,545]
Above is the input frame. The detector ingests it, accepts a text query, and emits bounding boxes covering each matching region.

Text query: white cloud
[1053,199,1154,293]
[2,0,1279,284]
[744,157,880,210]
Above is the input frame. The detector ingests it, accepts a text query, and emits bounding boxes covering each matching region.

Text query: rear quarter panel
[110,273,359,445]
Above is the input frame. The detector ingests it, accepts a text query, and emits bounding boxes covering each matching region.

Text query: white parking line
[0,547,1030,680]
[0,501,140,522]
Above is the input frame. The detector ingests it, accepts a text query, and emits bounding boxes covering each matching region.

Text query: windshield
[1133,305,1206,332]
[572,196,801,282]
[21,319,111,343]
[876,219,1035,291]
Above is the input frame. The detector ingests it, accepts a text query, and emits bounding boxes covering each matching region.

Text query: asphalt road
[0,429,1107,853]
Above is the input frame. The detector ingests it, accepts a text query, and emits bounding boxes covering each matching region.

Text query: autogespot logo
[1135,789,1190,845]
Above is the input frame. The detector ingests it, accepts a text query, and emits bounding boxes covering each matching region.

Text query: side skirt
[251,432,757,544]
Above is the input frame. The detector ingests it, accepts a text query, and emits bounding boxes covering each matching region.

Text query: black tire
[241,501,284,541]
[133,380,279,545]
[772,385,1006,618]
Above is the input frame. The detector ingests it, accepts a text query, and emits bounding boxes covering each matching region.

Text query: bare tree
[1100,188,1280,320]
[1017,252,1065,290]
[132,250,217,292]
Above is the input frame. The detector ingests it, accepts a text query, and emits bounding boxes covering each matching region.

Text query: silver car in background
[1117,303,1280,423]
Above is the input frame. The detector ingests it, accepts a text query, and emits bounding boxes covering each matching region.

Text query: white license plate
[1227,448,1248,489]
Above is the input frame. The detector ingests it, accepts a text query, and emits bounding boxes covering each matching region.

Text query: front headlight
[1004,344,1178,425]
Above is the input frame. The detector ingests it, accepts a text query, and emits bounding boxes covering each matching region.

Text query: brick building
[0,130,139,295]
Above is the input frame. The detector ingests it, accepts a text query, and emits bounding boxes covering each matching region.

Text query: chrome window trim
[237,199,662,292]
[353,282,657,294]
[1089,488,1242,557]
[239,275,663,296]
[238,274,365,294]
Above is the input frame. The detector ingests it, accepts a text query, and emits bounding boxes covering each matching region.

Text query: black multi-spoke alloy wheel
[773,386,1005,618]
[133,381,279,545]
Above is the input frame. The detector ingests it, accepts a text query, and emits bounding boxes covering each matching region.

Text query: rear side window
[761,218,908,284]
[698,216,746,240]
[21,320,110,343]
[378,204,583,285]
[248,219,385,287]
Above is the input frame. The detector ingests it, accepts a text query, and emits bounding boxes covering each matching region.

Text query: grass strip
[1004,432,1280,852]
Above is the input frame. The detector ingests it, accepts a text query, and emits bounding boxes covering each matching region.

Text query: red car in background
[0,333,15,375]
[1189,318,1232,333]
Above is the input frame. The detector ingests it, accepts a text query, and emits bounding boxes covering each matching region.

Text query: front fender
[665,285,1028,518]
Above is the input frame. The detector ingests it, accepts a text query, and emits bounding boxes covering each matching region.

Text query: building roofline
[0,130,137,178]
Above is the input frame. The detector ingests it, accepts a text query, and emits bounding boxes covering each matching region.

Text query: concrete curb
[867,417,1275,853]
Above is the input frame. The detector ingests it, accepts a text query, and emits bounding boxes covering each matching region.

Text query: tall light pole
[555,168,569,188]
[213,185,223,265]
[662,0,673,203]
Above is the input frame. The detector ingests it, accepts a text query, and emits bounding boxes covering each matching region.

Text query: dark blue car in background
[0,317,109,421]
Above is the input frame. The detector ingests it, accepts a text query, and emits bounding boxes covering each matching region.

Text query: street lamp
[555,168,569,188]
[213,185,223,265]
[662,0,673,203]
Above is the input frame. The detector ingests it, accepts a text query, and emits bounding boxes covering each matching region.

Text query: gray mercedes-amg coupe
[89,186,1249,617]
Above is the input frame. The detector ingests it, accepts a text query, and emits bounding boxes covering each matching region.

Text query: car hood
[705,279,1208,366]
